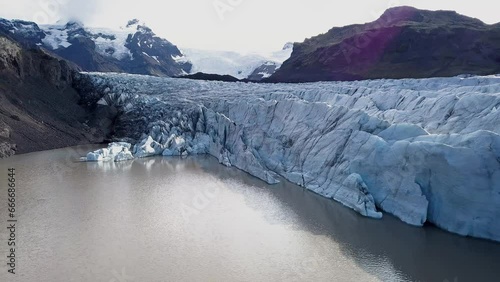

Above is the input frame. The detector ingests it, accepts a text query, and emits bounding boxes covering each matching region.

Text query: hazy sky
[0,0,498,52]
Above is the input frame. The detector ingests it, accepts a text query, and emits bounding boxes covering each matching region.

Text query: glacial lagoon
[1,146,500,281]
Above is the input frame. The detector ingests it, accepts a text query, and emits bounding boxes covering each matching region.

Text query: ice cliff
[76,73,500,242]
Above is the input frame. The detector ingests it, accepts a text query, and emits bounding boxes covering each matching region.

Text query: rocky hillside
[0,18,192,77]
[0,35,104,158]
[269,6,500,82]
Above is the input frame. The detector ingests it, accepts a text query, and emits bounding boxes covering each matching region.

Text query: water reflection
[1,148,499,282]
[89,153,500,281]
[193,155,500,282]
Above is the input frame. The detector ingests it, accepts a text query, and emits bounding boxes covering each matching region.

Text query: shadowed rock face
[0,19,45,48]
[123,23,192,76]
[178,72,241,82]
[75,72,500,242]
[0,36,104,158]
[269,6,500,82]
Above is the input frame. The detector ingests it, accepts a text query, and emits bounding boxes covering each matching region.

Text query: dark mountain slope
[0,36,104,158]
[269,6,500,82]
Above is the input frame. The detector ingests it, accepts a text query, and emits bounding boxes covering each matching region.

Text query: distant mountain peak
[122,19,154,36]
[136,24,153,34]
[378,6,485,27]
[270,6,500,82]
[383,5,418,14]
[0,17,192,77]
[64,20,84,30]
[282,42,294,50]
[126,19,140,28]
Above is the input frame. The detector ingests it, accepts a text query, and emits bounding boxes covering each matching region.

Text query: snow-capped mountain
[0,18,192,77]
[0,19,46,48]
[0,17,293,80]
[178,43,293,80]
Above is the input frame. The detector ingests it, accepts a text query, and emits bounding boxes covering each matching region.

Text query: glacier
[178,45,293,80]
[76,72,500,242]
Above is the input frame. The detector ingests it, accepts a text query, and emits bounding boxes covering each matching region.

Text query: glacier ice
[77,72,500,242]
[337,173,383,219]
[133,136,164,158]
[179,46,293,80]
[84,142,134,162]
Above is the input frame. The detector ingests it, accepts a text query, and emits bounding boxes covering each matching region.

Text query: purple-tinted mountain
[269,6,500,82]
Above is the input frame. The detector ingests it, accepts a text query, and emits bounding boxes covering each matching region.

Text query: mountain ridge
[268,6,500,82]
[0,17,293,81]
[0,18,192,77]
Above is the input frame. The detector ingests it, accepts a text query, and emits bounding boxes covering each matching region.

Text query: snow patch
[40,26,72,49]
[258,72,272,79]
[87,27,133,60]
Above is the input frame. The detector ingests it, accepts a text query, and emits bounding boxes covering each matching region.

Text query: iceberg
[84,142,134,162]
[76,73,500,242]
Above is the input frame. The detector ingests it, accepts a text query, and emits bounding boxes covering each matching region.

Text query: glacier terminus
[77,73,500,242]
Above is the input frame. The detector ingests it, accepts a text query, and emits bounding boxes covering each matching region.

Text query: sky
[0,0,498,52]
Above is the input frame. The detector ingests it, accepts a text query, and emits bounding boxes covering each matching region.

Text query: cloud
[1,0,498,52]
[29,0,100,24]
[58,0,100,23]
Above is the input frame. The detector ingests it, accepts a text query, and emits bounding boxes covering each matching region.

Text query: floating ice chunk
[108,142,131,155]
[84,142,134,162]
[114,150,134,162]
[86,149,110,162]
